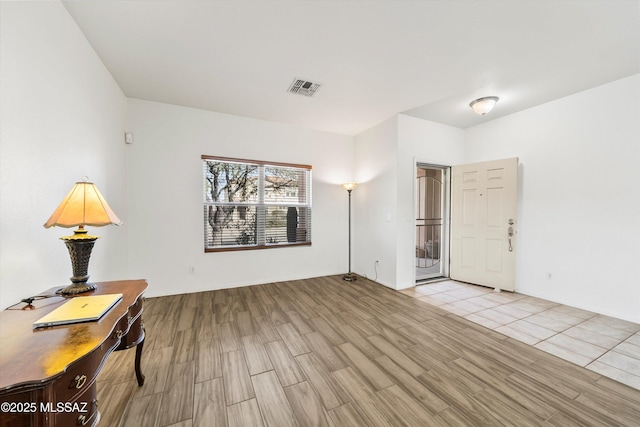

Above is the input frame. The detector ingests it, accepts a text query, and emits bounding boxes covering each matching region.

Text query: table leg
[134,330,145,386]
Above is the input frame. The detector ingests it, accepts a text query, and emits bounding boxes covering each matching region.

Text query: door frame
[414,161,451,283]
[413,158,519,289]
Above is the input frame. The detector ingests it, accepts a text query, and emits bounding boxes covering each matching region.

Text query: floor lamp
[342,182,357,281]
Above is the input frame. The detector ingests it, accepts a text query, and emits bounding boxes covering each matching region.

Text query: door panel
[450,158,518,291]
[461,237,476,268]
[462,189,477,225]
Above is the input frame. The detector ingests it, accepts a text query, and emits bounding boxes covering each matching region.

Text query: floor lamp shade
[44,180,122,294]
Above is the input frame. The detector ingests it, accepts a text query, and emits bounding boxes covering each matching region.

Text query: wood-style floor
[97,275,640,426]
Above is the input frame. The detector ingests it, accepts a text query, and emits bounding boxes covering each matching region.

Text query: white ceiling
[62,0,640,135]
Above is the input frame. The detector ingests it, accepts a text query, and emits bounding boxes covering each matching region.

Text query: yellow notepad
[33,293,123,328]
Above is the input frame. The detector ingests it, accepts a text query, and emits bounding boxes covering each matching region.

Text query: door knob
[507,219,514,251]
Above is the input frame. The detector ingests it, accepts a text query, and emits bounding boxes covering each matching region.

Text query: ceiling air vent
[287,78,322,97]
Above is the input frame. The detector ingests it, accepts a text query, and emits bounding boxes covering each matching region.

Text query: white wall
[352,115,464,290]
[396,115,464,288]
[464,74,640,323]
[0,2,128,309]
[353,117,399,287]
[125,99,354,298]
[355,78,639,327]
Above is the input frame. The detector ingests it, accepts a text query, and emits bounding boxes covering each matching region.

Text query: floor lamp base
[342,273,357,282]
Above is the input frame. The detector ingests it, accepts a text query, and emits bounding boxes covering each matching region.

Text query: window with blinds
[202,155,312,252]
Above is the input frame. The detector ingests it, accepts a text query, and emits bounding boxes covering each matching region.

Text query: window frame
[202,155,312,252]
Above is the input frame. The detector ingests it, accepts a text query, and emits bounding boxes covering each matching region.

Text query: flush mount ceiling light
[469,96,499,115]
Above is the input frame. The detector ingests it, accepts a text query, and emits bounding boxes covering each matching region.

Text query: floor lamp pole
[342,183,357,281]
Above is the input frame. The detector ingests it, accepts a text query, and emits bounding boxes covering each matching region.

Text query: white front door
[450,158,518,291]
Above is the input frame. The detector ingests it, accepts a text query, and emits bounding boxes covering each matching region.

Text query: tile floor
[400,280,640,390]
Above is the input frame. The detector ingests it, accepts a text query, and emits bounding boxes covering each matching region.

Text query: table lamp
[44,178,122,294]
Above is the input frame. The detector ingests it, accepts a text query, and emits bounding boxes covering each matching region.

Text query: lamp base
[58,281,97,295]
[59,227,99,295]
[342,273,357,282]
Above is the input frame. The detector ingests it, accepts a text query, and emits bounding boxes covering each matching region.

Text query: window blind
[202,155,312,252]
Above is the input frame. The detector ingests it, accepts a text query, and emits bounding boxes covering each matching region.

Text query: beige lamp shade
[341,182,358,191]
[44,181,122,228]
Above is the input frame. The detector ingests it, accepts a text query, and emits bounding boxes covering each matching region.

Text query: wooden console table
[0,279,147,427]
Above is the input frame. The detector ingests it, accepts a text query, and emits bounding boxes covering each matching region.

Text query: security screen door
[416,165,448,281]
[450,158,518,292]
